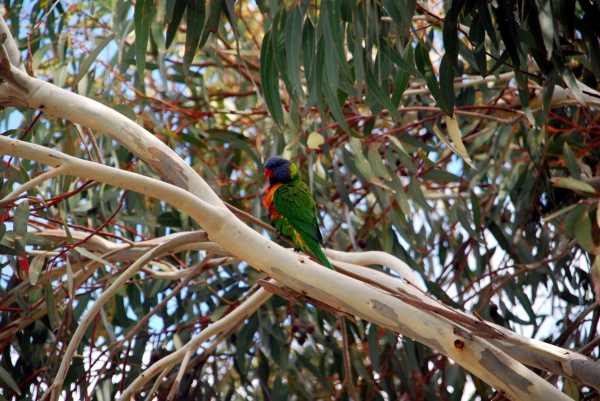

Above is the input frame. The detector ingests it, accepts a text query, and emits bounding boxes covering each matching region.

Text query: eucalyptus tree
[0,0,599,400]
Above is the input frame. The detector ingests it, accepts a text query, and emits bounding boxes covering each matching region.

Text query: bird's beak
[265,168,274,178]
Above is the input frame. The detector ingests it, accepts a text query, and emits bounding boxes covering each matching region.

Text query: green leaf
[211,305,229,322]
[208,131,261,167]
[424,279,462,308]
[552,178,596,195]
[391,45,413,107]
[456,207,482,242]
[271,4,298,104]
[349,138,391,189]
[73,34,114,88]
[383,0,416,31]
[0,244,16,256]
[183,0,206,74]
[575,209,594,252]
[134,0,153,78]
[66,259,74,300]
[114,104,137,121]
[387,165,412,219]
[476,0,498,51]
[563,143,580,178]
[368,323,380,372]
[439,54,455,116]
[387,136,417,174]
[365,65,401,120]
[470,14,487,76]
[488,50,510,76]
[349,2,364,96]
[207,0,223,34]
[14,286,30,315]
[368,145,390,179]
[443,0,466,69]
[446,115,475,168]
[470,190,481,227]
[75,246,113,267]
[563,378,580,400]
[46,281,60,331]
[285,4,306,102]
[236,314,259,372]
[415,42,451,116]
[552,53,587,107]
[537,0,554,56]
[322,69,350,133]
[565,204,587,238]
[14,200,29,255]
[165,0,186,48]
[422,169,461,183]
[302,16,315,92]
[514,71,535,125]
[379,39,420,77]
[296,352,332,392]
[324,0,351,77]
[29,254,45,286]
[409,176,432,211]
[0,365,20,395]
[543,203,580,223]
[260,30,284,127]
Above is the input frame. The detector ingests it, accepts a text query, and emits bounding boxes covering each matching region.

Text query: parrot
[262,156,335,270]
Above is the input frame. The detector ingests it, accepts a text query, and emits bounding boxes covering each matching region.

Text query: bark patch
[480,349,533,394]
[147,147,188,189]
[371,299,399,322]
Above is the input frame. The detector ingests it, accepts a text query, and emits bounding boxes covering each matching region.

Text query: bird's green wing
[273,182,323,244]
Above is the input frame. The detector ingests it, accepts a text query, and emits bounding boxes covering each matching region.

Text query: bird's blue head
[264,156,298,184]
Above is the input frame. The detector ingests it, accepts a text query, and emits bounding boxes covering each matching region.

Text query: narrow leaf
[260,30,284,127]
[285,4,306,102]
[551,178,596,194]
[75,246,113,267]
[439,55,455,115]
[29,254,45,286]
[73,34,114,88]
[165,0,186,48]
[415,43,451,116]
[324,0,351,77]
[46,282,60,331]
[391,45,413,107]
[365,66,401,120]
[14,286,31,315]
[563,142,580,178]
[183,0,206,74]
[470,14,487,76]
[134,0,153,77]
[476,0,498,51]
[0,365,20,395]
[66,259,74,300]
[446,115,475,168]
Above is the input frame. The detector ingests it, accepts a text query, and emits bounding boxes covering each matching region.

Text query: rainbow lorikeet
[263,156,335,270]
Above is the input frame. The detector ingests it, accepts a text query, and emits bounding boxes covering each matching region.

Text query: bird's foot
[275,231,282,240]
[293,248,301,253]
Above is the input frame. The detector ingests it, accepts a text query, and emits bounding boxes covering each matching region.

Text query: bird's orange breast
[263,183,282,220]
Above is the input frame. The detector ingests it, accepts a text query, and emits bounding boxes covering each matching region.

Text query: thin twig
[341,317,358,401]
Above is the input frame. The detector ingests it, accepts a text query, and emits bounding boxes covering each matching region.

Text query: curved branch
[0,17,25,72]
[118,286,274,399]
[0,165,68,207]
[325,249,420,287]
[48,231,208,401]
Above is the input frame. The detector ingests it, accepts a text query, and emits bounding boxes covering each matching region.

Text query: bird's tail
[309,242,335,271]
